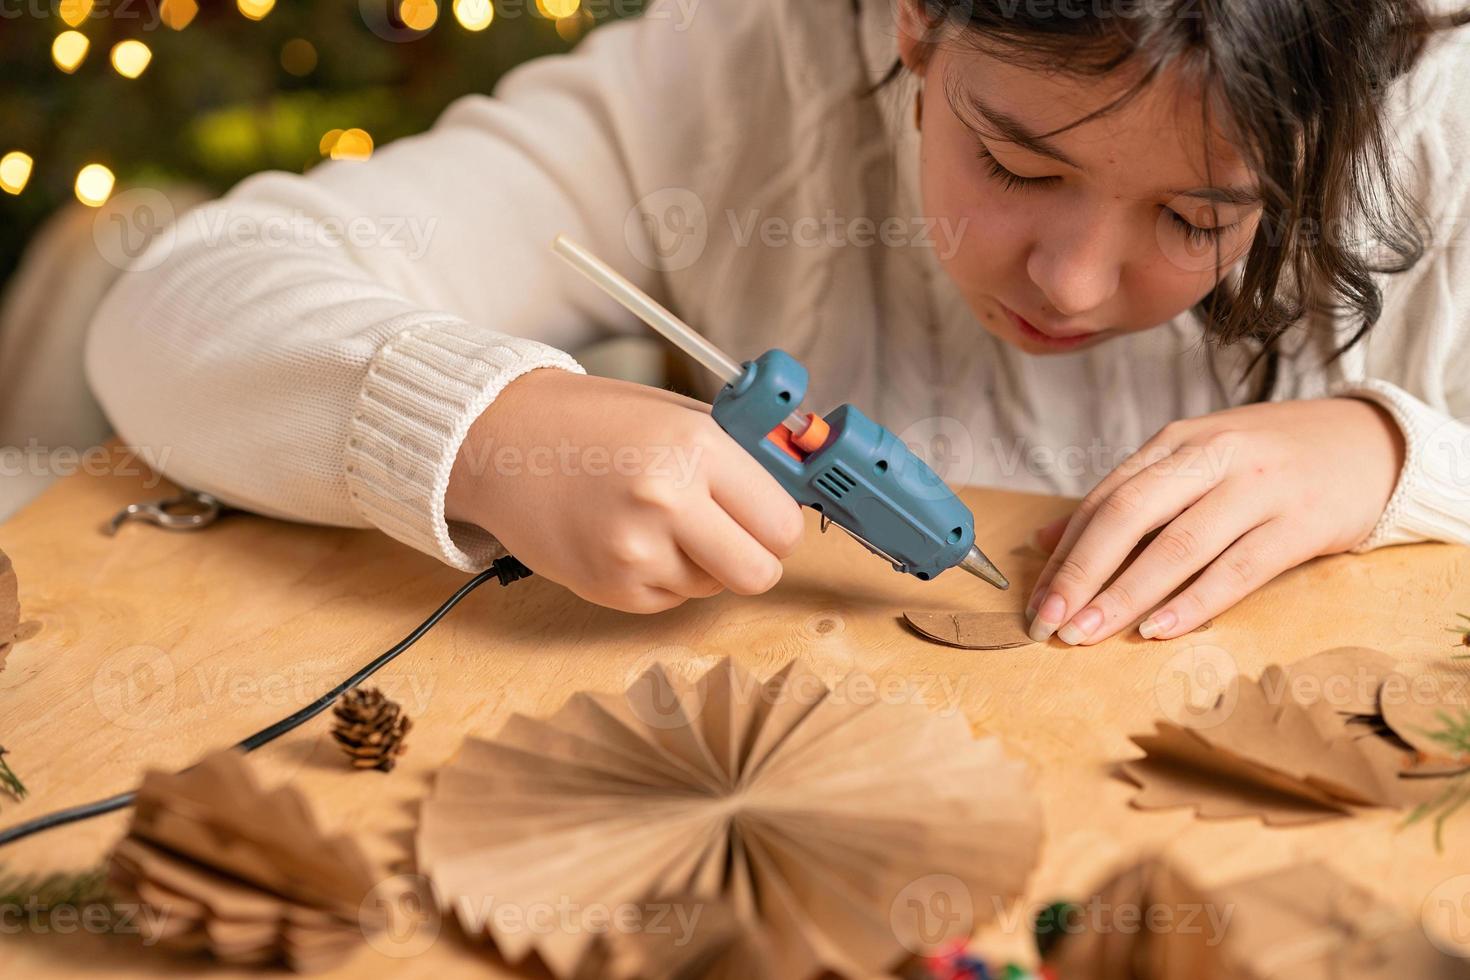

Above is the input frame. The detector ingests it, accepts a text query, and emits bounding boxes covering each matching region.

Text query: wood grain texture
[0,464,1468,975]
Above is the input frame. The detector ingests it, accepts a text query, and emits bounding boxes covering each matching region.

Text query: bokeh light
[453,0,493,31]
[237,0,276,21]
[536,0,579,18]
[324,128,374,161]
[74,163,116,207]
[399,0,438,31]
[0,152,34,196]
[111,40,153,79]
[280,38,318,76]
[51,31,90,73]
[58,0,94,28]
[555,10,590,41]
[160,0,199,29]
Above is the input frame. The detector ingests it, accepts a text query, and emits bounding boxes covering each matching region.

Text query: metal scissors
[104,490,225,535]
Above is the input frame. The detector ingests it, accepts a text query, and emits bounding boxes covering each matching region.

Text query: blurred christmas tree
[0,0,641,286]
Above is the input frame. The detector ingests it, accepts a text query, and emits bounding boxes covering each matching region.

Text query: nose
[1025,205,1123,318]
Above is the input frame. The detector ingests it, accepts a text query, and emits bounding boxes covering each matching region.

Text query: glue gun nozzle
[959,545,1010,591]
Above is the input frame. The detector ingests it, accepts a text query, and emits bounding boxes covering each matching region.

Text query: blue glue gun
[709,349,1006,586]
[551,236,1008,589]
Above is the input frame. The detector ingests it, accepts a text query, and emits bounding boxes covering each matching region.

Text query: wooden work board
[0,462,1468,976]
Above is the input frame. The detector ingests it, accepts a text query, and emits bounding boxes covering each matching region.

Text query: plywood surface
[1,463,1467,975]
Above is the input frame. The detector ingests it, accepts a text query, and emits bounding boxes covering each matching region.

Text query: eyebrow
[956,90,1082,169]
[1165,184,1262,206]
[956,90,1262,207]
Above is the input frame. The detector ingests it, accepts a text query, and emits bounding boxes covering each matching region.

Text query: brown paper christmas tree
[1122,665,1399,825]
[417,656,1043,980]
[1122,647,1470,824]
[107,749,385,972]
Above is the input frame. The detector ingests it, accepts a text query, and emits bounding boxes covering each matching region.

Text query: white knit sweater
[85,0,1470,572]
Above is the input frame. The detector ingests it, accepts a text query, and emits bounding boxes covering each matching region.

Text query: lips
[998,304,1099,350]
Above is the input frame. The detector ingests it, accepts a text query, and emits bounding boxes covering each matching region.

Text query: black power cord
[0,554,534,849]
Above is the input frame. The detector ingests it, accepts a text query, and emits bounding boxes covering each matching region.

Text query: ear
[895,0,936,77]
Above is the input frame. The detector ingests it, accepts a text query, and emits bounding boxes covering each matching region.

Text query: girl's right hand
[445,368,806,613]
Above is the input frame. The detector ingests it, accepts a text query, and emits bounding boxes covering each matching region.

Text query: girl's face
[905,37,1263,356]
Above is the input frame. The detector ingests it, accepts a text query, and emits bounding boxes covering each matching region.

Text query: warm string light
[51,31,90,73]
[58,0,93,27]
[75,163,115,207]
[111,39,152,78]
[321,129,374,161]
[555,9,590,41]
[0,152,34,196]
[453,0,493,31]
[535,0,578,17]
[237,0,275,20]
[280,38,318,76]
[398,0,438,31]
[29,0,478,215]
[160,0,198,29]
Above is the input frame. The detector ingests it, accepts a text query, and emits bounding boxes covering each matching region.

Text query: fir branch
[0,864,113,913]
[0,746,24,803]
[1405,775,1470,852]
[1403,707,1470,851]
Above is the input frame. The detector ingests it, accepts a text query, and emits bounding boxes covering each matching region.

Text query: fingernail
[1058,606,1103,646]
[1028,592,1066,642]
[1139,609,1177,639]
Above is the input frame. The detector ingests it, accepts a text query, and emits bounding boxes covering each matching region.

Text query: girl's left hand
[1024,397,1406,645]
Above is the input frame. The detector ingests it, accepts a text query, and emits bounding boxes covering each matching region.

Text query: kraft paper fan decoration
[1043,856,1467,979]
[107,749,386,972]
[0,547,39,670]
[417,656,1043,980]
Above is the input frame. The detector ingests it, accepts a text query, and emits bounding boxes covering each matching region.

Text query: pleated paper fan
[417,657,1043,980]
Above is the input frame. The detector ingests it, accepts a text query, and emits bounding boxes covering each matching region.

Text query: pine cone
[331,688,411,771]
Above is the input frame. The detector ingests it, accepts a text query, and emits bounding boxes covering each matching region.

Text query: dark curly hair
[878,0,1470,398]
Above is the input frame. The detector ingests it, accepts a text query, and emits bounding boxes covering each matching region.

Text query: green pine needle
[1405,775,1470,852]
[0,746,25,803]
[0,865,113,913]
[1403,704,1470,851]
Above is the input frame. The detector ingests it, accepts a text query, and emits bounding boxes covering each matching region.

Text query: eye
[975,145,1057,193]
[1166,210,1237,245]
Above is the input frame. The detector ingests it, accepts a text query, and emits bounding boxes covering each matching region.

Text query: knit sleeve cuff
[1329,377,1470,553]
[344,320,585,572]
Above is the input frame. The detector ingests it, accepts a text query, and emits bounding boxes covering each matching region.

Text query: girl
[86,0,1470,645]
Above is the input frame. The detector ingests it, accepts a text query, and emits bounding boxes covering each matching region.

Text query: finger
[1056,486,1270,646]
[703,433,806,561]
[674,497,783,596]
[1136,517,1298,640]
[589,584,689,615]
[1029,446,1227,643]
[1023,432,1186,615]
[633,530,727,599]
[1026,516,1069,554]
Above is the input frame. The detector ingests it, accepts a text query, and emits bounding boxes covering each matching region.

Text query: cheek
[1117,231,1251,331]
[917,135,1031,277]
